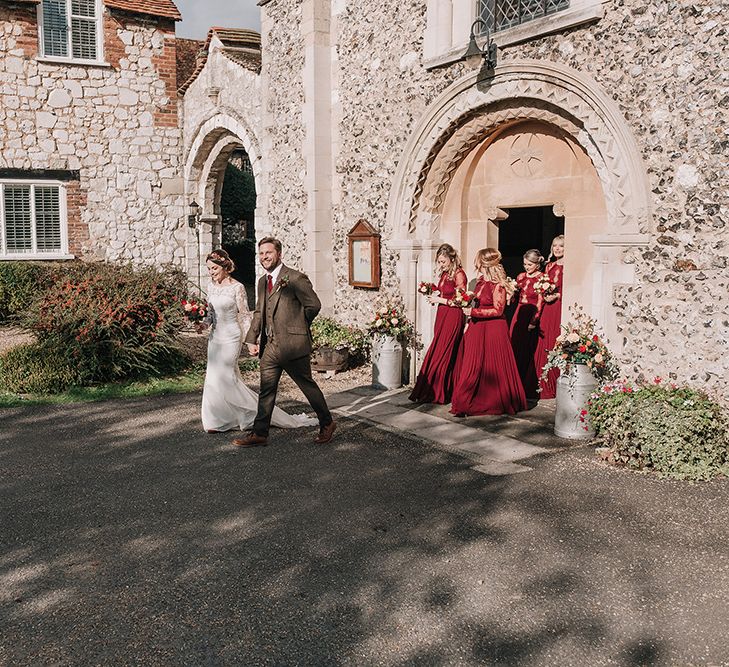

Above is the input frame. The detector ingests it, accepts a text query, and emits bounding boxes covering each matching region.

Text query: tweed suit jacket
[245,264,321,362]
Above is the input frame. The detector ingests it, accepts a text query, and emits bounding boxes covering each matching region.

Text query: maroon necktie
[267,274,273,295]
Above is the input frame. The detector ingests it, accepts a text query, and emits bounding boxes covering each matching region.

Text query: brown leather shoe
[314,420,337,444]
[231,433,268,448]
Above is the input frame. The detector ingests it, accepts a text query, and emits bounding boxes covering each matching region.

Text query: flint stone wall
[0,6,185,266]
[261,0,727,393]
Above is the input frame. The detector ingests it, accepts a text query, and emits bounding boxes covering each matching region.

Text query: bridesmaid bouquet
[450,288,478,308]
[181,298,208,323]
[418,281,438,296]
[534,274,557,295]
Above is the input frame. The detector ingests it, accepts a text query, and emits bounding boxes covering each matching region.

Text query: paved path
[2,391,729,666]
[330,388,556,475]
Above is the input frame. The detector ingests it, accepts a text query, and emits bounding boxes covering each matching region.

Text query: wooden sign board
[347,219,380,289]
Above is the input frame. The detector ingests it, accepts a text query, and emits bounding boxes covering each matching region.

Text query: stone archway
[184,110,264,289]
[388,60,652,359]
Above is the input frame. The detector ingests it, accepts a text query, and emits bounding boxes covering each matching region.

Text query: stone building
[0,0,185,265]
[244,0,727,391]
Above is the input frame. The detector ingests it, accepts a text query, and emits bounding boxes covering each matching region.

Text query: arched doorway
[387,61,652,369]
[439,119,607,318]
[184,112,264,295]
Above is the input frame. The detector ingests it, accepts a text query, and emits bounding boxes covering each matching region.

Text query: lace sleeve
[235,283,253,334]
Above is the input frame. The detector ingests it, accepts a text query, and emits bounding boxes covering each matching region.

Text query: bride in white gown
[200,250,317,433]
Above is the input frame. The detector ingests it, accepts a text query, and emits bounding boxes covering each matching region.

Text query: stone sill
[0,254,75,261]
[424,4,605,71]
[36,56,113,69]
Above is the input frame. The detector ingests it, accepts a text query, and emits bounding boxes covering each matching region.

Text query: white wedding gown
[200,280,318,432]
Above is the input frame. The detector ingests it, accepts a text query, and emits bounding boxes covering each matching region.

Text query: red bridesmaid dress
[509,272,544,400]
[409,268,467,404]
[537,262,563,398]
[450,279,527,416]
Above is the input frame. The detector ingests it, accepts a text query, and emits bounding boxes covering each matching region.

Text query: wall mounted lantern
[188,199,202,229]
[462,19,497,71]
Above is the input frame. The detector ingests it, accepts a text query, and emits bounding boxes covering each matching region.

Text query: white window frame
[37,0,106,66]
[0,180,73,260]
[424,0,607,70]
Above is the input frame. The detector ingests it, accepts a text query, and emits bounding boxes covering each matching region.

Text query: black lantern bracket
[462,19,498,71]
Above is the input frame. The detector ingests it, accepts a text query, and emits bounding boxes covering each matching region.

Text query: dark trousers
[253,341,332,436]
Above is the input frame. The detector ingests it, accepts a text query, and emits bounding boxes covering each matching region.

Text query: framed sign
[347,219,380,289]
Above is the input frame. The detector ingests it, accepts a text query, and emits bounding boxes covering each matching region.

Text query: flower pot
[311,346,349,373]
[371,334,402,389]
[554,363,597,440]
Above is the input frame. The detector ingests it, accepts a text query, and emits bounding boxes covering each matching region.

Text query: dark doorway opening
[498,206,564,324]
[498,206,564,279]
[221,149,257,308]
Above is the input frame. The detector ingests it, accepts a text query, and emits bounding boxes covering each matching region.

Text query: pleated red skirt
[537,300,561,399]
[450,317,527,416]
[410,304,465,404]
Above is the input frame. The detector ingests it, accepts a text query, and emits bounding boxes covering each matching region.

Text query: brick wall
[66,180,89,256]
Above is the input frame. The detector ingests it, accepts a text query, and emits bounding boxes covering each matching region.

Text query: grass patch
[0,358,259,408]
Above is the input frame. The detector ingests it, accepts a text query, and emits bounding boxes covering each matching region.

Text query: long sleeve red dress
[409,268,467,404]
[536,262,563,398]
[450,279,527,416]
[509,272,544,400]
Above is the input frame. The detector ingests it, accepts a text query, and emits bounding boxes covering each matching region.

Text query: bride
[200,249,317,433]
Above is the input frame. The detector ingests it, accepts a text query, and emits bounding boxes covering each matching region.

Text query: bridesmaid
[509,248,545,401]
[450,248,526,416]
[409,243,467,404]
[538,235,565,398]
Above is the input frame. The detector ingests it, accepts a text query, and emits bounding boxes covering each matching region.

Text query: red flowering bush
[6,262,190,391]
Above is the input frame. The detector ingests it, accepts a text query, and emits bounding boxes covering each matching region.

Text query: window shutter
[42,0,69,58]
[71,0,98,60]
[34,186,62,252]
[3,186,33,254]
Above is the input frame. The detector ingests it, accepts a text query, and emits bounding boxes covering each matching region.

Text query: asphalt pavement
[1,391,728,666]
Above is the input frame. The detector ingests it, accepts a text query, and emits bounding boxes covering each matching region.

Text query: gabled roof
[104,0,182,21]
[177,26,261,95]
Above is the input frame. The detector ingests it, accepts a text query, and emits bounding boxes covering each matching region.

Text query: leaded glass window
[478,0,570,33]
[1,183,65,257]
[41,0,101,61]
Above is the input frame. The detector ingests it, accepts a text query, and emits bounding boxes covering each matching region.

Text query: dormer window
[478,0,570,33]
[39,0,103,62]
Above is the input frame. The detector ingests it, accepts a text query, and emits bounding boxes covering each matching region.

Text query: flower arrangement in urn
[367,302,420,350]
[541,305,619,383]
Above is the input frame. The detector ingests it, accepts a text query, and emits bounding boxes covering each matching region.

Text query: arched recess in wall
[387,60,652,357]
[183,109,263,290]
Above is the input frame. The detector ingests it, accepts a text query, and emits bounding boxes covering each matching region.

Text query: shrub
[21,262,190,389]
[0,342,83,394]
[0,262,57,322]
[588,379,729,481]
[311,317,370,366]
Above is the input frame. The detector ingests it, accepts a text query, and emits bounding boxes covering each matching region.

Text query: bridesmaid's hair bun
[206,248,235,273]
[523,248,544,267]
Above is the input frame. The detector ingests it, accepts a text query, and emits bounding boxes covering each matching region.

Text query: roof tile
[105,0,182,21]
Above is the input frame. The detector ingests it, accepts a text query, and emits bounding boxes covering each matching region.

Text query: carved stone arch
[389,61,652,373]
[388,60,651,239]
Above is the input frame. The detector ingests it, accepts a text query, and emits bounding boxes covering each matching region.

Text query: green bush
[311,317,370,366]
[18,262,190,390]
[588,380,729,481]
[0,262,57,322]
[0,342,83,394]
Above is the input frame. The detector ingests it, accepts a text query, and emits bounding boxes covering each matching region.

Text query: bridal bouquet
[534,274,557,295]
[450,288,478,308]
[181,297,208,323]
[418,281,438,296]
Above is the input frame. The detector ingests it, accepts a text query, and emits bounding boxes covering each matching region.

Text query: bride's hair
[206,248,235,273]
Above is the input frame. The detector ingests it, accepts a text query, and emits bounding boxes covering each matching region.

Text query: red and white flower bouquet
[181,297,208,324]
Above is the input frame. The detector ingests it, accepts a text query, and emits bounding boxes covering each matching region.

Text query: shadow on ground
[1,392,728,666]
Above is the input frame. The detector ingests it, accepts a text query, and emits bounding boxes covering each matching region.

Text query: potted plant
[367,303,417,390]
[310,317,369,373]
[540,305,619,439]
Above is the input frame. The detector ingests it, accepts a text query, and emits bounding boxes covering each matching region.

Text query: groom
[232,237,336,448]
